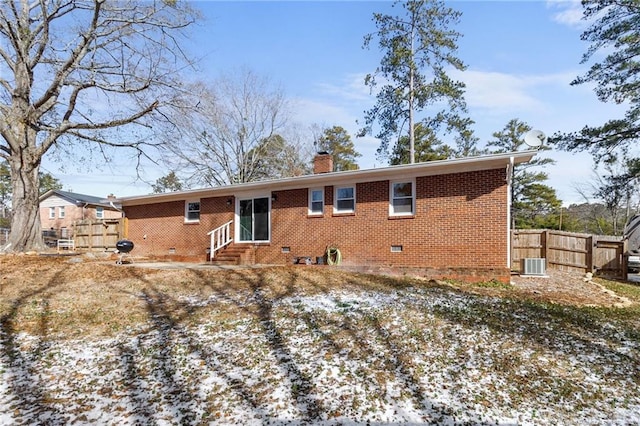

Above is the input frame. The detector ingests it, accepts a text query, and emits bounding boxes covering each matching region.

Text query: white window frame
[308,188,324,216]
[59,206,65,219]
[334,185,356,214]
[389,179,415,216]
[185,200,201,223]
[96,206,104,219]
[49,207,55,219]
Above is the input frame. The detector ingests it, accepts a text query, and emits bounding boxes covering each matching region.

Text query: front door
[239,197,270,242]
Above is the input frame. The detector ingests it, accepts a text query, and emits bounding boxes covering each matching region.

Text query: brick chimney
[313,152,334,174]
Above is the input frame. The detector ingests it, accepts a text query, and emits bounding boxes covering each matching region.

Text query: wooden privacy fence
[511,229,626,279]
[72,218,127,251]
[0,227,8,246]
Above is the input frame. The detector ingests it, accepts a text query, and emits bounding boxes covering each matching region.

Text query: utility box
[523,258,546,276]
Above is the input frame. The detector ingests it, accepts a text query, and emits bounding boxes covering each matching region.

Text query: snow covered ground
[1,285,639,425]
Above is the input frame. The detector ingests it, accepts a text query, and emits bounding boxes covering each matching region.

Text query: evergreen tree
[152,172,184,194]
[451,117,485,158]
[314,126,361,171]
[39,172,63,195]
[389,123,452,165]
[360,0,467,164]
[553,1,640,179]
[488,119,562,229]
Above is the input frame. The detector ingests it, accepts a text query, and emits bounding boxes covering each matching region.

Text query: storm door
[238,197,270,242]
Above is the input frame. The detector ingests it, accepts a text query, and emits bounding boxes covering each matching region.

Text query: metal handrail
[207,220,233,262]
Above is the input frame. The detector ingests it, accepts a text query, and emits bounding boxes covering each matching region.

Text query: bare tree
[164,70,294,186]
[572,162,639,235]
[0,0,198,252]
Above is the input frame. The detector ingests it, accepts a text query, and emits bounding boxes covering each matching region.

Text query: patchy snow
[1,286,639,425]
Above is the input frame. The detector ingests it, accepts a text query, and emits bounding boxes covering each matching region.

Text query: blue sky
[51,0,628,206]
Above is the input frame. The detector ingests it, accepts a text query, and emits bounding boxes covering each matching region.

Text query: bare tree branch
[160,70,303,187]
[0,0,199,252]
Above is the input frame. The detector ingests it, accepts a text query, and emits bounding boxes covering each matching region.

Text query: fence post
[123,218,128,239]
[102,220,108,250]
[510,230,515,271]
[89,220,94,251]
[587,235,594,273]
[543,229,550,260]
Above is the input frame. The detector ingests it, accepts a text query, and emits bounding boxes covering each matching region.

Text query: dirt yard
[509,269,634,308]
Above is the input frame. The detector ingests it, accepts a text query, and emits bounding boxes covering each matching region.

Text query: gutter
[117,150,537,207]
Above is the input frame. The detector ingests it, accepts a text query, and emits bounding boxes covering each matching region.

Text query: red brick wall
[260,169,507,271]
[125,196,235,259]
[123,168,509,279]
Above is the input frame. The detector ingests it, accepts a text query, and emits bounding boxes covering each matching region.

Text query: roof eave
[119,151,536,206]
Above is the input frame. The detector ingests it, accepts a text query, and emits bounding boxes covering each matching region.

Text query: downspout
[506,157,514,269]
[109,201,124,218]
[109,201,127,239]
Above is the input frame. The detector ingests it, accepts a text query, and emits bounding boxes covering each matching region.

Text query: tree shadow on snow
[0,270,67,424]
[6,263,634,424]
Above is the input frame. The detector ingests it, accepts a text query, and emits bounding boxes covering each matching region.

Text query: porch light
[271,194,277,202]
[226,198,232,205]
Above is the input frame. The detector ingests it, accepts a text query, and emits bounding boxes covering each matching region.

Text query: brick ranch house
[118,151,536,282]
[39,190,123,239]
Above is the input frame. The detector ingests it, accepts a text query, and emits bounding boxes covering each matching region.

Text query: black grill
[116,240,134,253]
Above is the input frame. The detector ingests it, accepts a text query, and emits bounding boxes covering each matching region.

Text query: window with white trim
[309,188,324,215]
[334,186,355,213]
[49,207,55,219]
[96,206,104,219]
[390,180,415,216]
[185,200,200,222]
[59,206,65,219]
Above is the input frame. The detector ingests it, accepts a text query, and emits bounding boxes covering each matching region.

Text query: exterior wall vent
[523,258,546,276]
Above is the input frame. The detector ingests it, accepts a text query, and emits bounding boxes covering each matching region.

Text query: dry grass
[1,254,639,425]
[1,254,638,339]
[0,255,411,339]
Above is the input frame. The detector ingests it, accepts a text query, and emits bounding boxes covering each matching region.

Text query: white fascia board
[119,151,536,206]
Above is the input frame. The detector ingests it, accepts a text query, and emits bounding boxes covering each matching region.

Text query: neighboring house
[39,190,123,238]
[118,151,535,282]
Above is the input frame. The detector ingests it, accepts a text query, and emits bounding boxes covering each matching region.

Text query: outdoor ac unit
[523,258,546,276]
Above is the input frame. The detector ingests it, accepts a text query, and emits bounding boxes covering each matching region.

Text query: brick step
[210,243,251,265]
[221,246,251,253]
[210,258,240,266]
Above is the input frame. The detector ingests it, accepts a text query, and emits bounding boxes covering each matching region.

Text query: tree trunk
[4,148,44,252]
[409,25,416,165]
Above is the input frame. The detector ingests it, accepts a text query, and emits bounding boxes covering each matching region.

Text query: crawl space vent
[523,258,546,276]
